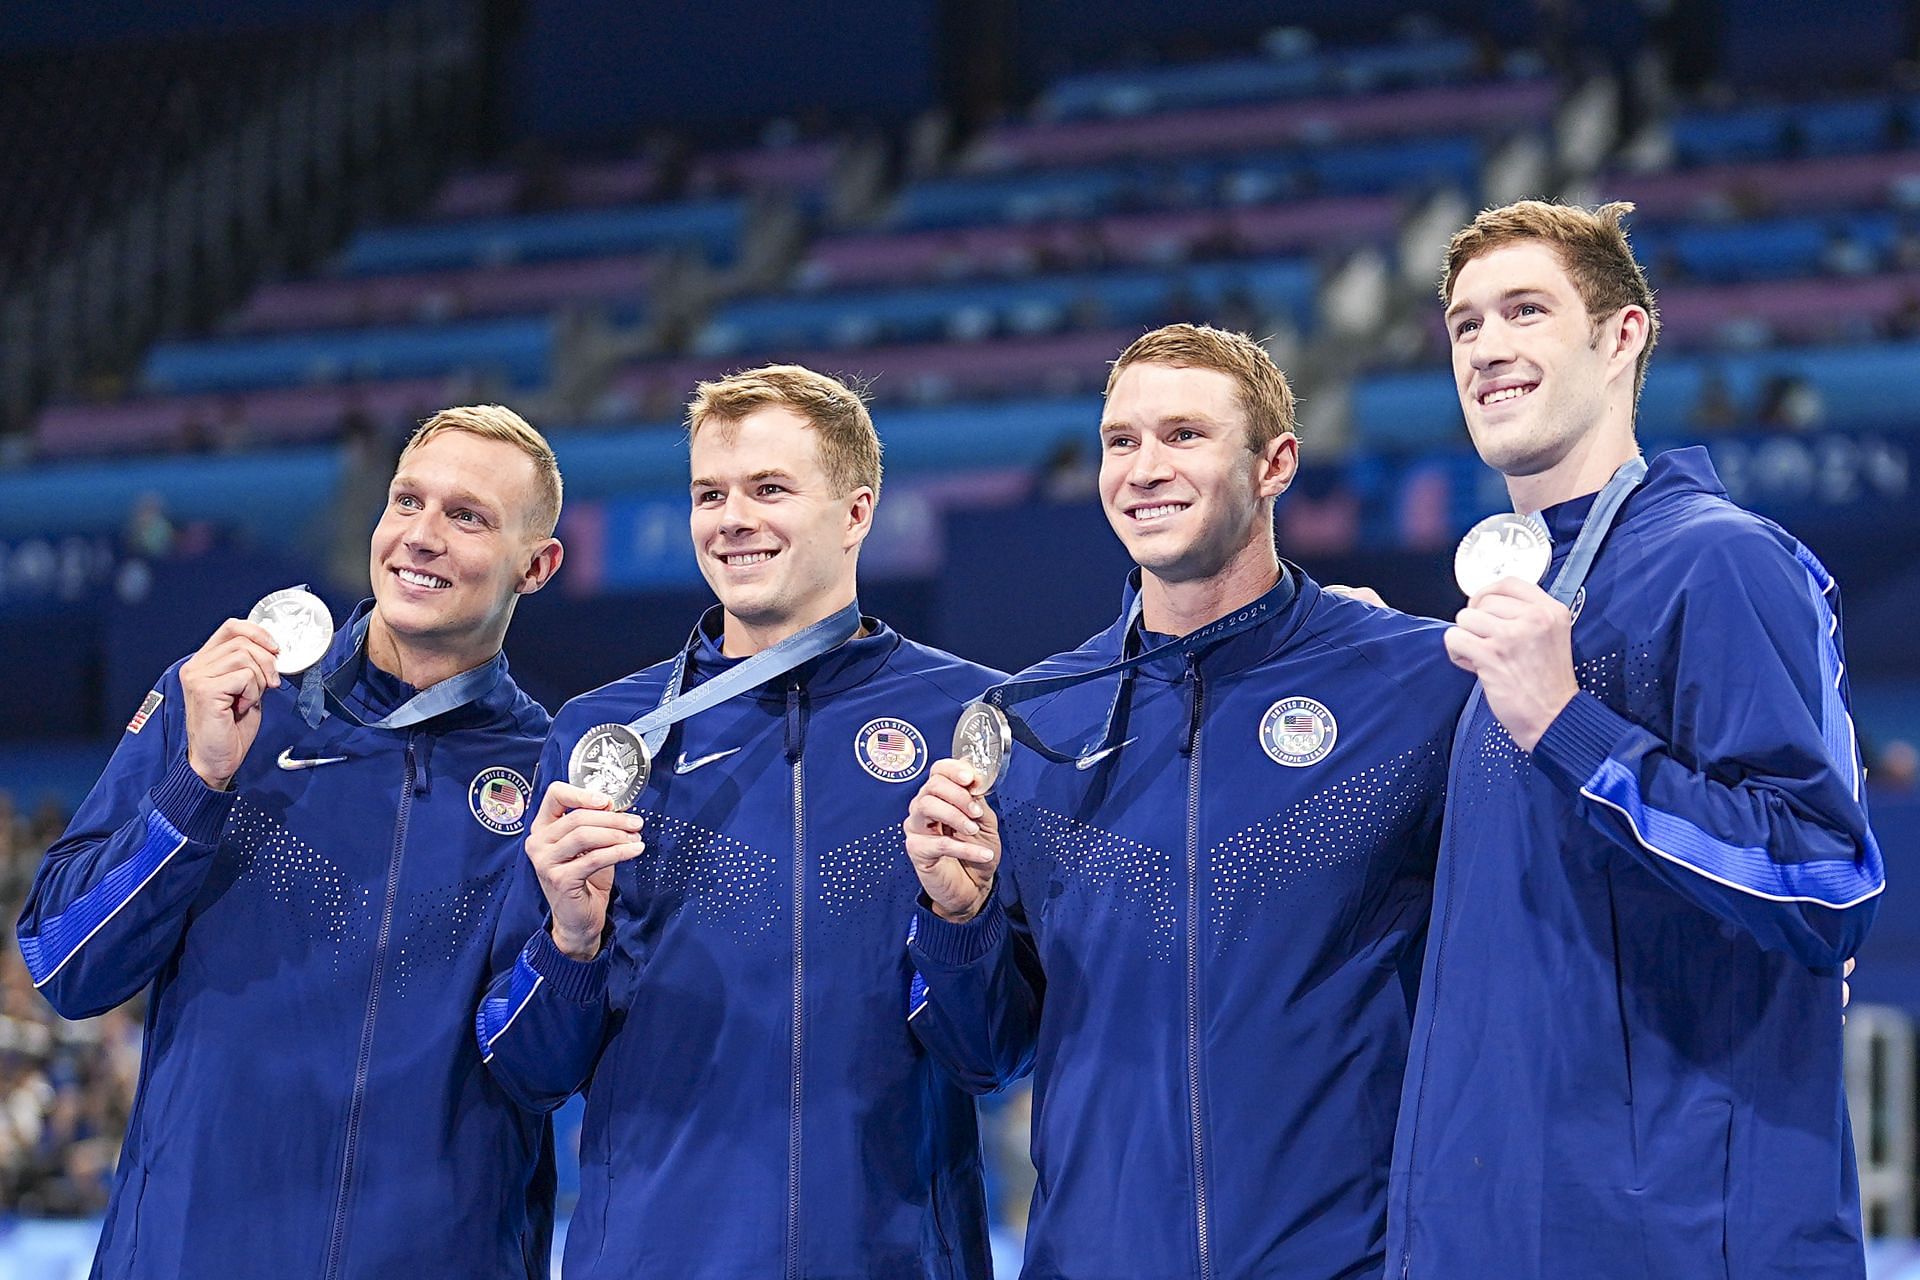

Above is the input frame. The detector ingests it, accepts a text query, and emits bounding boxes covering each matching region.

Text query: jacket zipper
[322,733,414,1280]
[1183,658,1212,1280]
[1398,687,1487,1280]
[786,680,806,1280]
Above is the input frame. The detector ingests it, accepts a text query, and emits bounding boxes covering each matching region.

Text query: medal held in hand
[951,701,1012,794]
[568,723,650,811]
[1454,513,1551,598]
[248,587,334,674]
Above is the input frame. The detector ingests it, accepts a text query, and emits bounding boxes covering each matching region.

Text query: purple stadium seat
[1610,150,1920,222]
[964,79,1555,173]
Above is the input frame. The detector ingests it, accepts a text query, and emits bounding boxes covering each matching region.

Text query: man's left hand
[1444,576,1580,753]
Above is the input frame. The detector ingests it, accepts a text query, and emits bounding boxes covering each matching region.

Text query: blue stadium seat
[1795,98,1896,156]
[141,317,554,394]
[1634,212,1899,283]
[334,200,745,276]
[1670,105,1794,166]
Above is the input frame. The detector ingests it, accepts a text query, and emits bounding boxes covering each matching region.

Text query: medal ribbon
[623,601,863,757]
[1543,454,1648,605]
[1448,453,1650,751]
[985,568,1296,766]
[299,610,507,729]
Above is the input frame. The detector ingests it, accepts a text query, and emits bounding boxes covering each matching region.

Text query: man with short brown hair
[903,324,1472,1276]
[1390,200,1881,1278]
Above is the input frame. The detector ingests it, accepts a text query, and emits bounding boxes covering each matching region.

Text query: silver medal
[247,587,334,674]
[951,701,1011,794]
[1454,512,1552,598]
[568,723,650,810]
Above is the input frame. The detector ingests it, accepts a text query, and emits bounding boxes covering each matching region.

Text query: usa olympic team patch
[1260,697,1337,768]
[126,690,164,735]
[856,717,927,783]
[470,767,531,835]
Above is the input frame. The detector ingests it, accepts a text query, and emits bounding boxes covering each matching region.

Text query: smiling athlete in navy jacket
[1390,202,1883,1279]
[904,325,1472,1279]
[477,366,997,1278]
[18,406,566,1279]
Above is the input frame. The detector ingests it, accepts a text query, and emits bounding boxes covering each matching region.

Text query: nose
[403,507,449,555]
[1127,435,1175,488]
[717,488,758,535]
[1472,316,1515,371]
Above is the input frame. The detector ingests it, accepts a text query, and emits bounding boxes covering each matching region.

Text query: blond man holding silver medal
[1389,201,1883,1279]
[476,365,999,1277]
[18,405,567,1279]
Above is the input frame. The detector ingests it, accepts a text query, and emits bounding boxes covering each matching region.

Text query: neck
[1505,417,1639,514]
[721,590,857,658]
[1139,538,1281,637]
[364,612,501,690]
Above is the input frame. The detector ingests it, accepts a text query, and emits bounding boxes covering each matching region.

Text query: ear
[1603,305,1651,385]
[842,486,876,551]
[1257,432,1300,501]
[514,537,565,596]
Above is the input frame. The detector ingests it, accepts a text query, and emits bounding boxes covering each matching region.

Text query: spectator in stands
[1391,198,1877,1279]
[1756,371,1824,430]
[17,405,567,1277]
[1689,366,1741,431]
[1871,738,1917,794]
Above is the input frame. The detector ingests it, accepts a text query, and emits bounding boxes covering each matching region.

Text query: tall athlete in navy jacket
[18,406,567,1278]
[477,366,997,1278]
[1389,202,1883,1278]
[904,325,1472,1278]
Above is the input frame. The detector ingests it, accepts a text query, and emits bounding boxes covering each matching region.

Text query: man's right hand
[526,781,646,961]
[180,619,282,790]
[904,759,1000,924]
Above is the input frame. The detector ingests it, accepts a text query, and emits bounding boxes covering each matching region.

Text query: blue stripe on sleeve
[905,913,928,1021]
[1578,540,1883,910]
[18,811,189,988]
[477,946,545,1063]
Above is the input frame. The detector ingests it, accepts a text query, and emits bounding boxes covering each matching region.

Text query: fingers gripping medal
[248,587,334,674]
[1454,512,1552,598]
[951,701,1012,794]
[568,724,650,812]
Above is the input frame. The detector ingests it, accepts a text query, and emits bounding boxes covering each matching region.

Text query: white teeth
[1482,384,1533,405]
[1131,504,1188,522]
[725,551,774,565]
[397,568,450,588]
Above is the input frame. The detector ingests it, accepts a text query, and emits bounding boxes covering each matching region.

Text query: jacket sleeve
[906,814,1046,1094]
[17,666,237,1019]
[476,728,614,1112]
[1530,532,1882,970]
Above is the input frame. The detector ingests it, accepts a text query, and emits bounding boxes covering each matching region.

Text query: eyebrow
[689,468,798,489]
[1100,413,1219,434]
[1445,286,1555,324]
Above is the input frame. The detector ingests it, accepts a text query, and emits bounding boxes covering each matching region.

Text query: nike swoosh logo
[278,748,348,771]
[674,747,742,774]
[1074,738,1137,770]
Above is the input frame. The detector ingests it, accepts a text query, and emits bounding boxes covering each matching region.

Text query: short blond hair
[1106,324,1298,449]
[1441,200,1662,402]
[400,404,563,538]
[686,364,882,497]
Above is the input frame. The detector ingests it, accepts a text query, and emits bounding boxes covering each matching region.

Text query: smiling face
[689,405,872,652]
[1446,240,1641,483]
[366,430,560,678]
[1098,361,1296,588]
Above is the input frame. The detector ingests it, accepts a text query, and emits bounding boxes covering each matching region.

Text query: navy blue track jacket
[16,602,555,1279]
[477,612,1000,1279]
[1390,447,1884,1279]
[909,568,1473,1279]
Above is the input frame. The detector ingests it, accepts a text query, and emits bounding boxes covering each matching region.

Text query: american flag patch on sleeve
[127,690,164,735]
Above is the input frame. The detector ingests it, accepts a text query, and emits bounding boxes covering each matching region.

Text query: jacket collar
[1539,446,1724,547]
[1099,563,1317,685]
[685,604,901,702]
[303,598,524,730]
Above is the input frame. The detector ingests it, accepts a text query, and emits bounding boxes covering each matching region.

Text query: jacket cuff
[1531,689,1640,794]
[524,927,610,1005]
[909,888,1006,968]
[150,754,237,846]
